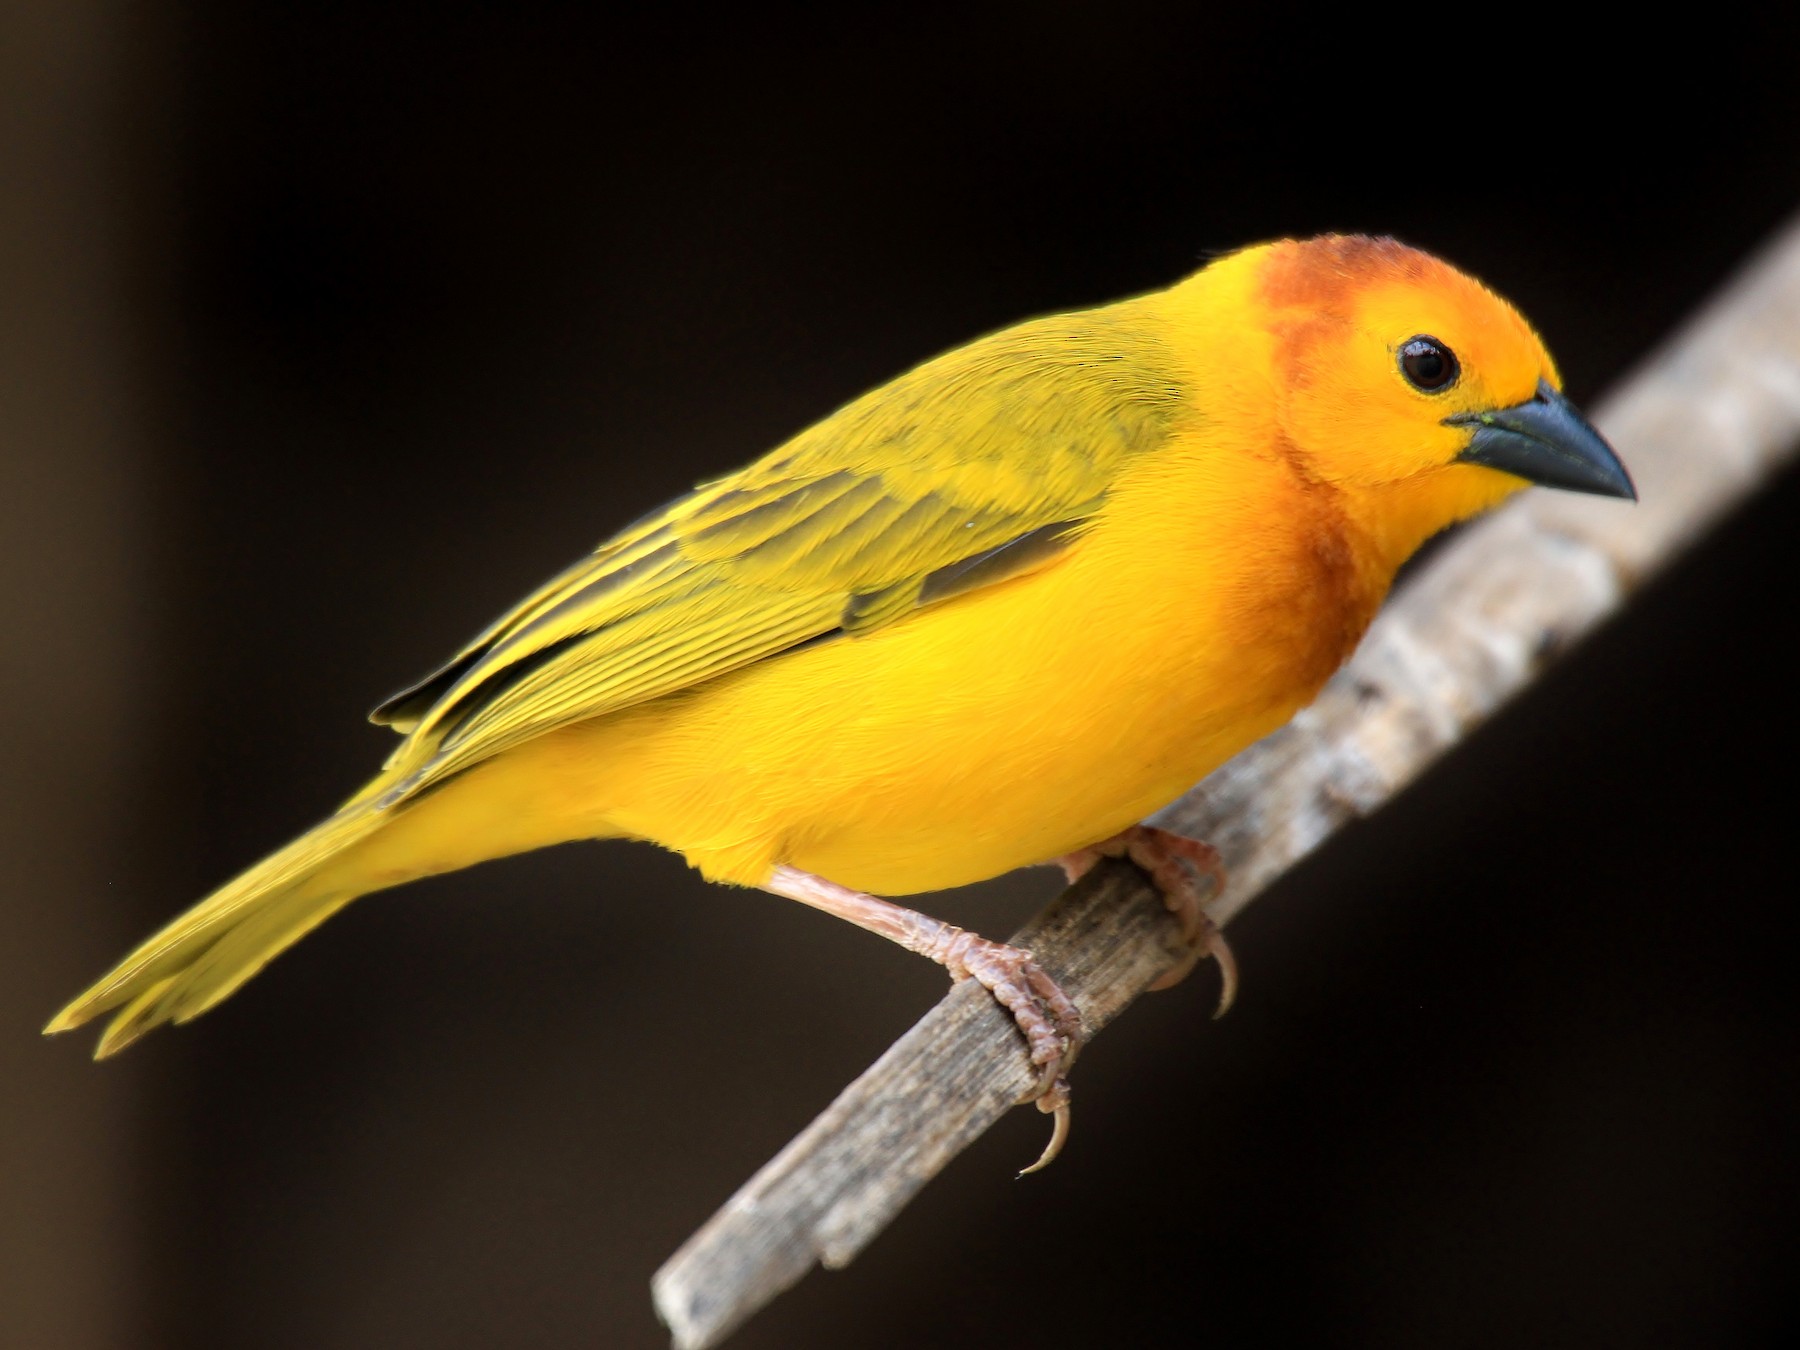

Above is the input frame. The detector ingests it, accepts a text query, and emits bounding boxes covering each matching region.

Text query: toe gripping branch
[1063,824,1238,1013]
[911,922,1082,1173]
[760,863,1085,1169]
[763,827,1234,1176]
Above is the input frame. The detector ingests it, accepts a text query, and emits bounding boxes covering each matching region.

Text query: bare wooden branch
[653,216,1800,1350]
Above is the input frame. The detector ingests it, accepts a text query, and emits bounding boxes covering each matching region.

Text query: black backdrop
[11,6,1800,1348]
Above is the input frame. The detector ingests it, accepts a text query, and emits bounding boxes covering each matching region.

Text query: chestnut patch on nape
[1257,234,1432,316]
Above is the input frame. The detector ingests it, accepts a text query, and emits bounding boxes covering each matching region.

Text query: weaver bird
[49,235,1633,1162]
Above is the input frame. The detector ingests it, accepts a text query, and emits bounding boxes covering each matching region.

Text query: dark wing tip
[368,649,486,730]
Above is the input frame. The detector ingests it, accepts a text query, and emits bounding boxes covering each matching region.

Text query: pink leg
[764,865,1081,1171]
[1060,824,1238,1013]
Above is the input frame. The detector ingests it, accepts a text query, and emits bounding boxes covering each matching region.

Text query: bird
[47,234,1633,1162]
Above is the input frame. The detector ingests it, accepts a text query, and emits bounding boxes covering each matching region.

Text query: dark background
[5,6,1798,1348]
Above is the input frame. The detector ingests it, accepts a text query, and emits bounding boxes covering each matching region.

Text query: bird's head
[1193,235,1633,556]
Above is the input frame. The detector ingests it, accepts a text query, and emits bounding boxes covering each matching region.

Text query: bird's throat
[1339,467,1523,584]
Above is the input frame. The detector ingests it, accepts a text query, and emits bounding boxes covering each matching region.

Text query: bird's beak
[1445,380,1636,500]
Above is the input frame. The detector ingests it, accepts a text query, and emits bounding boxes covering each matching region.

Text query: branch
[653,216,1800,1349]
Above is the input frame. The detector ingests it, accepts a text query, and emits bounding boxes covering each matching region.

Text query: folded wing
[368,304,1184,806]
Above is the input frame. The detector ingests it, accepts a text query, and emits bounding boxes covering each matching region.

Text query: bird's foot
[1060,824,1238,1012]
[931,926,1083,1173]
[762,865,1081,1172]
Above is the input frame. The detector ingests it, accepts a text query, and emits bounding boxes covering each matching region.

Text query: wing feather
[375,300,1185,801]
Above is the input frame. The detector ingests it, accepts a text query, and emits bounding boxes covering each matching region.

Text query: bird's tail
[45,802,392,1057]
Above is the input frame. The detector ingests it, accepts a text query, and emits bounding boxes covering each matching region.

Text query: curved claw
[1146,913,1238,1014]
[1018,1094,1071,1176]
[1208,928,1239,1017]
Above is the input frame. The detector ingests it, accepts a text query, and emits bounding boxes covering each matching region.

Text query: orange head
[1176,235,1633,554]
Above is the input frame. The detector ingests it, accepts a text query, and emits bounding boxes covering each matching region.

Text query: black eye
[1399,335,1459,393]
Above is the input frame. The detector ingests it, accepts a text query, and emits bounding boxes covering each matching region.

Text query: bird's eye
[1399,336,1459,393]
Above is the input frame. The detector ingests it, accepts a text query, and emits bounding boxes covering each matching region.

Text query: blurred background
[5,5,1798,1347]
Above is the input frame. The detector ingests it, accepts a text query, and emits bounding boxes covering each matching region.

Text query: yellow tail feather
[46,804,389,1057]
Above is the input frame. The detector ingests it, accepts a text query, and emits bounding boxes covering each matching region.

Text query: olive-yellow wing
[368,306,1184,807]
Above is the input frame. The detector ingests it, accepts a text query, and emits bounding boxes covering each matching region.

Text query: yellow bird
[48,235,1632,1140]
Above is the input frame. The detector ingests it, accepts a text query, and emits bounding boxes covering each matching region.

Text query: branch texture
[653,216,1800,1350]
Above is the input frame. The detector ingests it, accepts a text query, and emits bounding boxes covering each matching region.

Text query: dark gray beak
[1445,380,1636,500]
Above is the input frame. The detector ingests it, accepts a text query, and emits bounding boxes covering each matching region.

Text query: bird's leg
[1059,824,1238,1011]
[763,865,1081,1169]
